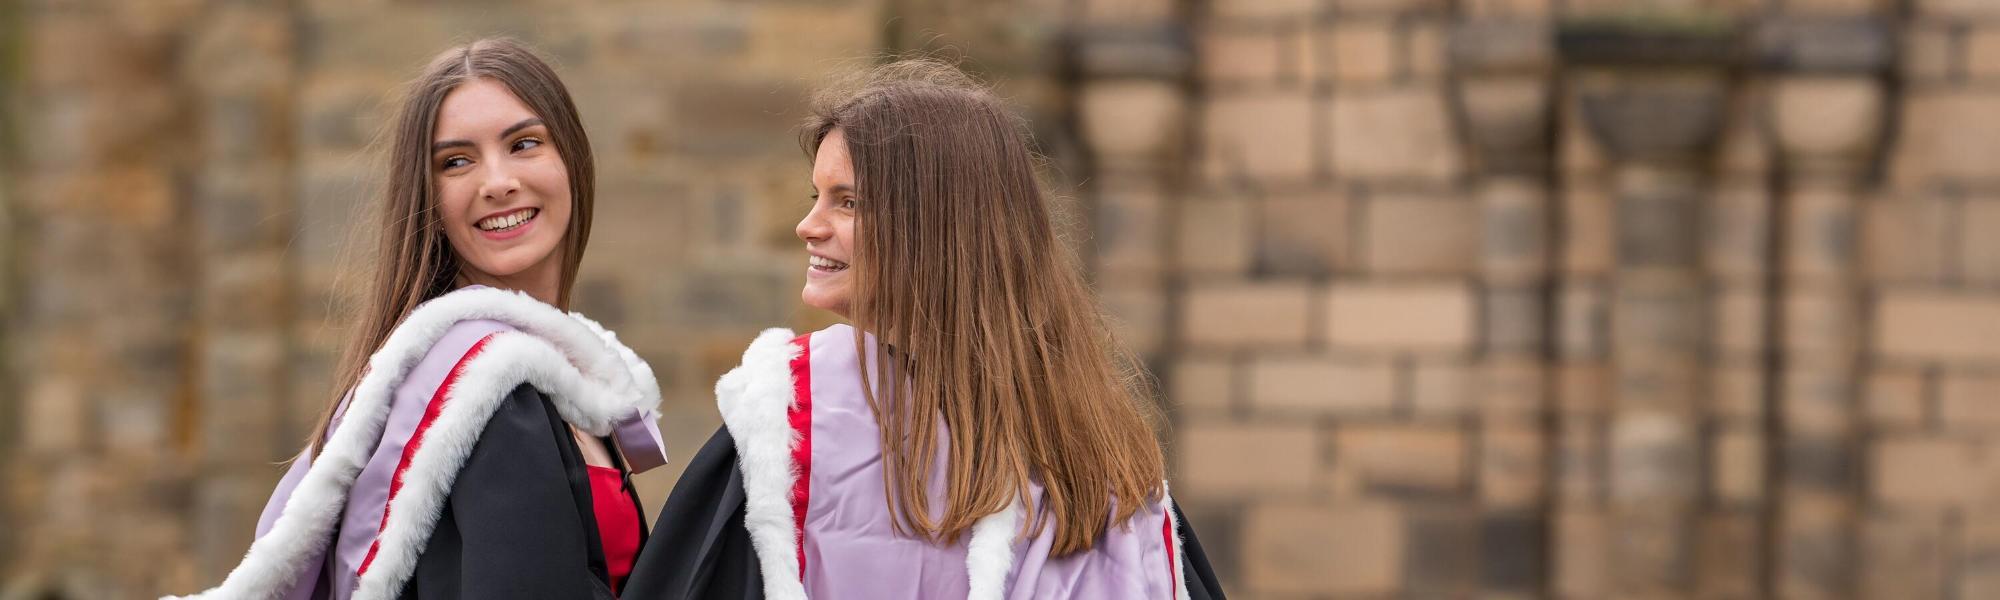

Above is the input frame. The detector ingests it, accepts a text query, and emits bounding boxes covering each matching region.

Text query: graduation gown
[165,287,669,600]
[623,324,1226,600]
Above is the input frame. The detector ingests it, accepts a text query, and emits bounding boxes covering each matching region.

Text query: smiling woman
[164,38,664,600]
[622,59,1224,600]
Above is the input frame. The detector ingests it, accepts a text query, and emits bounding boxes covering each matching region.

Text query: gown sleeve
[619,426,766,600]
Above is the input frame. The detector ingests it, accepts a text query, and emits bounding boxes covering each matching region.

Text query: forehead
[435,78,537,137]
[812,128,853,184]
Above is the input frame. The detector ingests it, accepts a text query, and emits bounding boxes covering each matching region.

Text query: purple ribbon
[613,408,669,474]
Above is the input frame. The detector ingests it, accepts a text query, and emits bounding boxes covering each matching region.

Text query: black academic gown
[403,385,648,599]
[621,427,1228,600]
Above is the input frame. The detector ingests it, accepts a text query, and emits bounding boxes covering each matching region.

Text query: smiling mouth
[809,254,849,272]
[477,208,539,232]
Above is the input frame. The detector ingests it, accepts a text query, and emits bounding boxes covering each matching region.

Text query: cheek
[531,161,575,227]
[435,181,473,229]
[834,219,855,252]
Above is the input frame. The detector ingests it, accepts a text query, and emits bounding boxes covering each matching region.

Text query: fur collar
[715,326,1026,600]
[166,287,660,600]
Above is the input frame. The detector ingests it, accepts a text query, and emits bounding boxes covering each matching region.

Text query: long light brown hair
[803,60,1165,557]
[308,38,595,451]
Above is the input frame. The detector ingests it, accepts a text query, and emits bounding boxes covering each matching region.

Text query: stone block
[1608,412,1700,503]
[1182,282,1315,350]
[1891,90,2000,186]
[1871,436,1985,507]
[1176,197,1254,275]
[1712,363,1766,423]
[1862,196,1954,284]
[1963,199,2000,286]
[1711,285,1765,357]
[1244,503,1405,596]
[1865,368,1928,430]
[1697,513,1762,599]
[1404,509,1479,595]
[1326,281,1477,353]
[1331,20,1397,83]
[1554,510,1608,597]
[1171,357,1237,412]
[1771,76,1886,161]
[1361,195,1476,274]
[1213,0,1317,19]
[1482,287,1545,354]
[1712,428,1765,505]
[1918,0,2000,18]
[1100,287,1165,354]
[1477,178,1550,279]
[1203,92,1317,183]
[1330,88,1463,180]
[1079,81,1184,160]
[1463,0,1553,16]
[1903,25,1955,82]
[1556,415,1606,504]
[1874,291,2000,364]
[1941,373,2000,431]
[1406,22,1446,80]
[1332,424,1467,496]
[1095,185,1168,279]
[1411,361,1471,417]
[1558,283,1609,359]
[1254,193,1350,276]
[1481,425,1547,507]
[1199,27,1282,84]
[1080,0,1177,23]
[1182,423,1320,496]
[1860,512,1947,600]
[1967,27,2000,80]
[1332,0,1445,12]
[1247,356,1397,416]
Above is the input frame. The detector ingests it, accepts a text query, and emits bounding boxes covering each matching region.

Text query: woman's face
[798,127,857,317]
[433,78,572,296]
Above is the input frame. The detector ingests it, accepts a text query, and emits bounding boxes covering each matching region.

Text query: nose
[796,202,830,244]
[477,161,521,201]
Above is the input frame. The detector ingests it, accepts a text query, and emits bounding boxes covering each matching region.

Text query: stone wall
[7,0,2000,598]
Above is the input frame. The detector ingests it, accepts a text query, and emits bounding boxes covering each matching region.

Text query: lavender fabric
[800,324,1179,599]
[250,318,513,600]
[613,408,669,473]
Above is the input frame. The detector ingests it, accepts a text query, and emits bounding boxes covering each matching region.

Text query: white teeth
[477,208,538,232]
[810,255,848,269]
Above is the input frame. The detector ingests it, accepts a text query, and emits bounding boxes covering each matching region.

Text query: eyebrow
[817,183,854,194]
[432,117,546,153]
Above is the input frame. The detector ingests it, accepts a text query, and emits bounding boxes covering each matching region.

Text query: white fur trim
[714,328,806,600]
[965,495,1024,600]
[1165,484,1191,600]
[166,288,660,600]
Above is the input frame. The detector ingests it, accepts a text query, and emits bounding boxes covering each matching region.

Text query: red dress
[588,465,642,594]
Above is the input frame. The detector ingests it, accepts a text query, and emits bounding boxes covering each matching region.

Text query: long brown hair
[802,60,1165,557]
[308,38,595,451]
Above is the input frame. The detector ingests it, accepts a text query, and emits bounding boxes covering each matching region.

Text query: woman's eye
[841,198,856,210]
[441,156,471,170]
[513,138,542,152]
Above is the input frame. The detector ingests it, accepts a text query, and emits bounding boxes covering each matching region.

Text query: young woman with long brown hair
[167,38,666,600]
[625,59,1223,600]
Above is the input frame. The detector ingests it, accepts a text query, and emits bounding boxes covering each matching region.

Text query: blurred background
[4,0,2000,598]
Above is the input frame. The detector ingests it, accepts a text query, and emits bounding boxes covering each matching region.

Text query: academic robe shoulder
[621,426,1229,600]
[165,287,667,600]
[403,383,623,599]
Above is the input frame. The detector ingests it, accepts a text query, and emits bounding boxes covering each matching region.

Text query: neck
[456,263,562,307]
